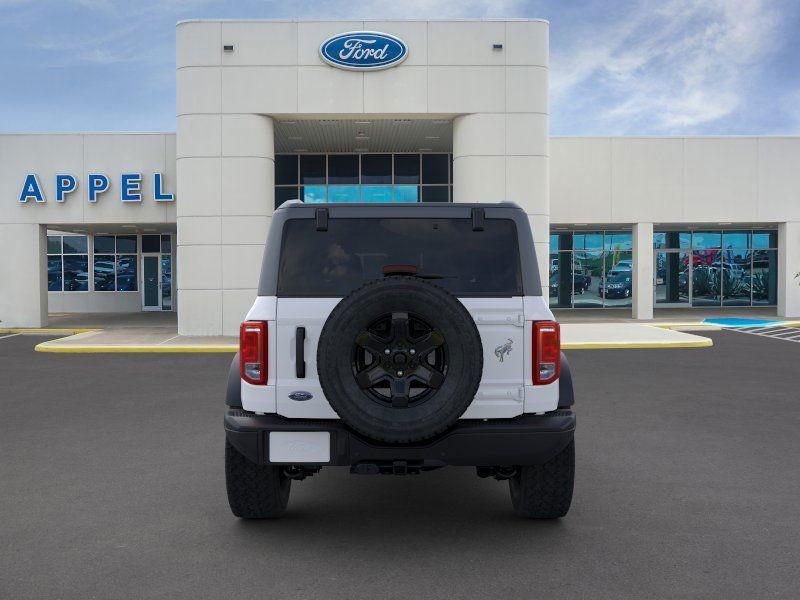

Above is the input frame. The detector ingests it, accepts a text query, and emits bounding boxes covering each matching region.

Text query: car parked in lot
[599,272,632,298]
[224,202,576,520]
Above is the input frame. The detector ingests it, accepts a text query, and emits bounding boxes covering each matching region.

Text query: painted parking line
[725,325,800,344]
[0,333,21,341]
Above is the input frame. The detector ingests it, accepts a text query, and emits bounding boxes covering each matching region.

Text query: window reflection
[275,153,453,208]
[653,229,777,307]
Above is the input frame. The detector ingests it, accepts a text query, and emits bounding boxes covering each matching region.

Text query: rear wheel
[509,440,574,519]
[225,439,290,519]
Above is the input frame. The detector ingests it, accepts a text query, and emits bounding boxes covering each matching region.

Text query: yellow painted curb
[35,343,237,353]
[563,339,713,350]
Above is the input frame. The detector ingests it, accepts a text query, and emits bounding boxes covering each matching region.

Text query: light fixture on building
[355,120,372,125]
[280,120,297,125]
[293,148,308,153]
[393,119,412,125]
[425,135,440,140]
[492,43,503,50]
[223,44,235,52]
[419,147,433,152]
[354,147,368,153]
[121,225,137,229]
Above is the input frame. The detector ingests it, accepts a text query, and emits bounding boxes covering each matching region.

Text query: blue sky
[1,0,798,135]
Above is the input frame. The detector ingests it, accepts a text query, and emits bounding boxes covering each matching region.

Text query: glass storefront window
[303,185,327,203]
[47,234,88,292]
[752,231,778,249]
[394,154,419,184]
[421,154,448,184]
[654,231,690,249]
[752,249,777,305]
[328,155,358,184]
[300,155,326,184]
[653,229,778,307]
[421,186,449,202]
[604,232,632,251]
[573,233,603,250]
[361,186,393,203]
[275,155,298,185]
[94,235,115,253]
[692,231,721,249]
[573,250,603,308]
[394,185,418,202]
[722,249,752,306]
[722,231,750,249]
[275,153,452,208]
[361,154,391,184]
[116,256,137,292]
[63,235,88,254]
[327,186,359,203]
[141,234,160,253]
[47,235,62,254]
[63,255,89,291]
[161,235,172,254]
[47,256,62,291]
[276,186,299,207]
[691,250,721,306]
[604,250,633,307]
[93,255,116,291]
[655,251,690,305]
[116,235,137,254]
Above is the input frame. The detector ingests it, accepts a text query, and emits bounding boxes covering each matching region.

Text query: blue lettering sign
[19,174,45,203]
[319,31,408,71]
[87,173,109,203]
[121,173,142,202]
[153,173,174,202]
[56,174,77,202]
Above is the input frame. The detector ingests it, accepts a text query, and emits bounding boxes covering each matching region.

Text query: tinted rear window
[277,218,522,297]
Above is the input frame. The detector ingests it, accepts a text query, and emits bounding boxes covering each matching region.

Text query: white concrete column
[632,222,654,320]
[453,112,549,294]
[177,114,274,336]
[778,221,800,318]
[0,224,47,327]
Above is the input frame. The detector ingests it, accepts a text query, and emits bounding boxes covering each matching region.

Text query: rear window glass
[277,218,522,297]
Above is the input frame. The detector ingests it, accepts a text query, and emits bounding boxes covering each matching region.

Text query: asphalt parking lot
[1,332,798,599]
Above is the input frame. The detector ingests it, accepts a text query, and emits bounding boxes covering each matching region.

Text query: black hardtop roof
[259,200,541,296]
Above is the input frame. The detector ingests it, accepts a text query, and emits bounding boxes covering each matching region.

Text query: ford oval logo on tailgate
[289,391,313,402]
[319,31,408,71]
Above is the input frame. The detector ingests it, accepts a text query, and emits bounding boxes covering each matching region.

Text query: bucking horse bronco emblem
[494,338,514,362]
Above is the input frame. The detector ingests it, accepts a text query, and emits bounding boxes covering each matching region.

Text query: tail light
[240,321,267,385]
[533,321,560,385]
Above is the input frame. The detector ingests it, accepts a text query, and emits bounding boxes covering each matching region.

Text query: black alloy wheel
[352,312,447,408]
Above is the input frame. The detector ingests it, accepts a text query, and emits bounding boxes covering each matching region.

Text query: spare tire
[317,276,483,443]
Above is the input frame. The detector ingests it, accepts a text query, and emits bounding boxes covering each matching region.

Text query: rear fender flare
[226,352,242,408]
[558,351,574,408]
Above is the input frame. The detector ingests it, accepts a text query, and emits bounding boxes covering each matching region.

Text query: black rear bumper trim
[224,410,575,467]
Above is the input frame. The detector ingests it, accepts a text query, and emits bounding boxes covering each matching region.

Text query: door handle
[296,327,306,378]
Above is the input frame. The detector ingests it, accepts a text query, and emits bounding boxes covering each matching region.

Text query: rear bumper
[224,409,575,468]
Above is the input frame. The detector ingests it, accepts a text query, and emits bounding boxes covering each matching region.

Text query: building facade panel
[2,19,799,330]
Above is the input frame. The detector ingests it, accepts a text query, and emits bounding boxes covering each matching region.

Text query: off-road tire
[317,276,483,443]
[509,440,574,519]
[225,439,290,519]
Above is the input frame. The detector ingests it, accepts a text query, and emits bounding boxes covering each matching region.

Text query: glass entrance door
[142,255,161,311]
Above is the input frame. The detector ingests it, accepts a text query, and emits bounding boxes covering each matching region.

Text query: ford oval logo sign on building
[320,31,408,71]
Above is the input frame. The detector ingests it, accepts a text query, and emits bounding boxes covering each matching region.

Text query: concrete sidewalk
[3,312,714,352]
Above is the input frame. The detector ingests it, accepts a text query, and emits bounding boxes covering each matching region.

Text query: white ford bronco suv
[224,201,575,519]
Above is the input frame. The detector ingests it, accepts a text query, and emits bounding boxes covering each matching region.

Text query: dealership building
[1,19,799,335]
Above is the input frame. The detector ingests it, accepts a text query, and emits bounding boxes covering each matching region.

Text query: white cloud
[551,0,790,133]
